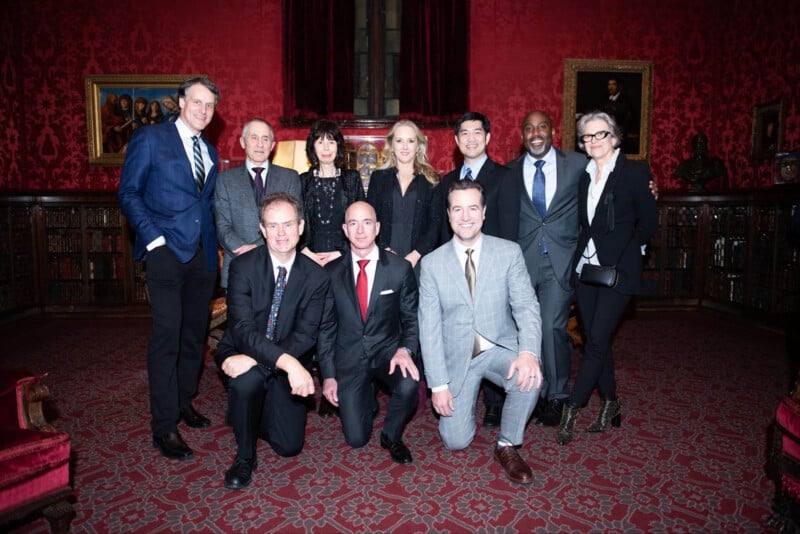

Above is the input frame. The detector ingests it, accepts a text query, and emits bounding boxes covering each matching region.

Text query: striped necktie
[191,135,205,191]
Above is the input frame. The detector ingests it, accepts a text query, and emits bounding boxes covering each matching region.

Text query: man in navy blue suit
[119,76,221,460]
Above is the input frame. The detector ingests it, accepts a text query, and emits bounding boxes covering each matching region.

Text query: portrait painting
[752,98,786,160]
[86,74,202,165]
[563,59,653,161]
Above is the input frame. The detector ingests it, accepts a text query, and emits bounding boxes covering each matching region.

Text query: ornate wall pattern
[0,0,797,192]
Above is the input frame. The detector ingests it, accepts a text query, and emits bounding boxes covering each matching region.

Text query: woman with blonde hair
[366,120,442,272]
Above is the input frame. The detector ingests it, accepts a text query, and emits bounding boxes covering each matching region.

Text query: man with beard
[495,110,587,427]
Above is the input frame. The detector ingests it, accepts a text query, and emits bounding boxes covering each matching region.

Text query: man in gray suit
[215,118,302,288]
[496,110,587,427]
[419,180,542,485]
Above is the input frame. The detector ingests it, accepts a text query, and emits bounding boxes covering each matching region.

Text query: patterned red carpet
[2,310,789,532]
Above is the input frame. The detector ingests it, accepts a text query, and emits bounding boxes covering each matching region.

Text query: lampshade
[273,140,310,174]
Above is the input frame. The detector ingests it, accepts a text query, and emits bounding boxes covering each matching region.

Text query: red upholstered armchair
[770,382,800,532]
[0,369,74,533]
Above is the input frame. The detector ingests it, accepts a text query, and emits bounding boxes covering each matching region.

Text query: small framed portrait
[85,74,202,165]
[562,59,653,161]
[774,152,799,185]
[751,98,786,160]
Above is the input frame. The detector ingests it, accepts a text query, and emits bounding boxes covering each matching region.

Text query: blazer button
[195,219,200,224]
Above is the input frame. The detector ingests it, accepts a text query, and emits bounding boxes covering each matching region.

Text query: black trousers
[570,280,632,407]
[228,365,309,460]
[338,363,418,447]
[145,246,216,436]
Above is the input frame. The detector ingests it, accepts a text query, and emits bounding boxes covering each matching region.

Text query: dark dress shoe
[224,456,257,490]
[153,431,193,460]
[483,405,501,428]
[180,405,211,428]
[380,433,413,464]
[318,397,338,418]
[493,445,533,484]
[536,399,565,427]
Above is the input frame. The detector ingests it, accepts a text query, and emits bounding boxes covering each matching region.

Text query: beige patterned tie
[465,249,481,357]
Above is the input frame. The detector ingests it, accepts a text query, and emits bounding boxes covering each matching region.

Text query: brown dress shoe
[493,445,533,484]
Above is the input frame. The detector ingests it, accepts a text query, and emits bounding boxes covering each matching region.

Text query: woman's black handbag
[579,264,618,287]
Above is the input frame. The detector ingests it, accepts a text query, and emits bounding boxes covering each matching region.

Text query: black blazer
[317,248,419,381]
[573,153,658,295]
[216,247,331,371]
[366,168,442,256]
[299,168,366,252]
[438,158,506,244]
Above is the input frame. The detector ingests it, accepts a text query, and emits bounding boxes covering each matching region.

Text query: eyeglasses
[579,131,612,143]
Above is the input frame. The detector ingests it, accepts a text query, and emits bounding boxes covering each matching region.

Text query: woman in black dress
[366,120,441,273]
[299,119,366,267]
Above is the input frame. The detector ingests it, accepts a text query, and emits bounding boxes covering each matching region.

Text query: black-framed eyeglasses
[579,131,612,143]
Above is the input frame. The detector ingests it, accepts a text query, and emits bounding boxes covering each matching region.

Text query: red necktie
[357,259,369,322]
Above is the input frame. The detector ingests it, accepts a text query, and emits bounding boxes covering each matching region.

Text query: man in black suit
[119,77,221,460]
[215,192,330,489]
[439,111,507,428]
[318,201,420,464]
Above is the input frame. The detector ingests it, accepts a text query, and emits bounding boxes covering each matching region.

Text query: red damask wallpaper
[0,0,797,192]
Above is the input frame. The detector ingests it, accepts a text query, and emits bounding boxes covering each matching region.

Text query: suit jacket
[215,162,302,287]
[317,248,419,381]
[438,157,506,243]
[366,168,442,256]
[496,149,587,290]
[215,247,330,371]
[574,153,658,295]
[119,120,219,270]
[418,235,542,397]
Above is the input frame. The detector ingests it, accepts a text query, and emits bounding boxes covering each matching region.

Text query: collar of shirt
[351,245,380,296]
[609,93,620,101]
[246,160,270,179]
[452,234,483,270]
[269,252,296,283]
[523,147,557,206]
[585,147,621,183]
[461,154,488,179]
[175,118,213,174]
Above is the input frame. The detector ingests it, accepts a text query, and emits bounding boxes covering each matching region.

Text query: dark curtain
[284,0,355,118]
[400,0,468,118]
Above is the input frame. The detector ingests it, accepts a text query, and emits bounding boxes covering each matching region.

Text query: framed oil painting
[85,74,201,165]
[752,98,786,160]
[562,59,653,161]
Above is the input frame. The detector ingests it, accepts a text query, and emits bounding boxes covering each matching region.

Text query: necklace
[313,168,341,226]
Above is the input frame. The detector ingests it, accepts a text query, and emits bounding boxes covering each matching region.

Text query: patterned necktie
[532,160,548,255]
[356,259,369,323]
[463,167,473,181]
[253,167,265,201]
[464,249,481,357]
[532,159,546,217]
[191,135,205,191]
[266,266,287,341]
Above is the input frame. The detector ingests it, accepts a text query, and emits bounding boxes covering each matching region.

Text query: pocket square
[380,289,394,295]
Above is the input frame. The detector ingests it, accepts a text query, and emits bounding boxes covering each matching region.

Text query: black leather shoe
[318,397,338,418]
[224,456,257,489]
[483,405,501,428]
[380,433,413,464]
[536,399,565,427]
[153,431,193,460]
[180,405,211,428]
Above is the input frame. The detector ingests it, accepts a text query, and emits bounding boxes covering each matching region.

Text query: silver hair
[577,111,622,151]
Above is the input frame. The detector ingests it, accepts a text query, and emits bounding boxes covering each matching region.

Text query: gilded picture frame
[85,74,201,165]
[751,98,785,160]
[562,59,653,161]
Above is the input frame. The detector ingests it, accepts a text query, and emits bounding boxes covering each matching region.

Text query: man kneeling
[318,201,420,464]
[216,193,330,489]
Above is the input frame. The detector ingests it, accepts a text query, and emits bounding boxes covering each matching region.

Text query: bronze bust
[674,133,727,192]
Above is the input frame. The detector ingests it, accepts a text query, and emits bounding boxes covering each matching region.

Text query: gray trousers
[438,346,539,450]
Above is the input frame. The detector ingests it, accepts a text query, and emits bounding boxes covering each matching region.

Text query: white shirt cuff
[431,384,449,393]
[146,236,166,251]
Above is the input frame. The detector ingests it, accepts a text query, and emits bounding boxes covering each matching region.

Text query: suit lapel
[445,241,473,307]
[591,156,622,232]
[515,159,539,220]
[340,252,362,321]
